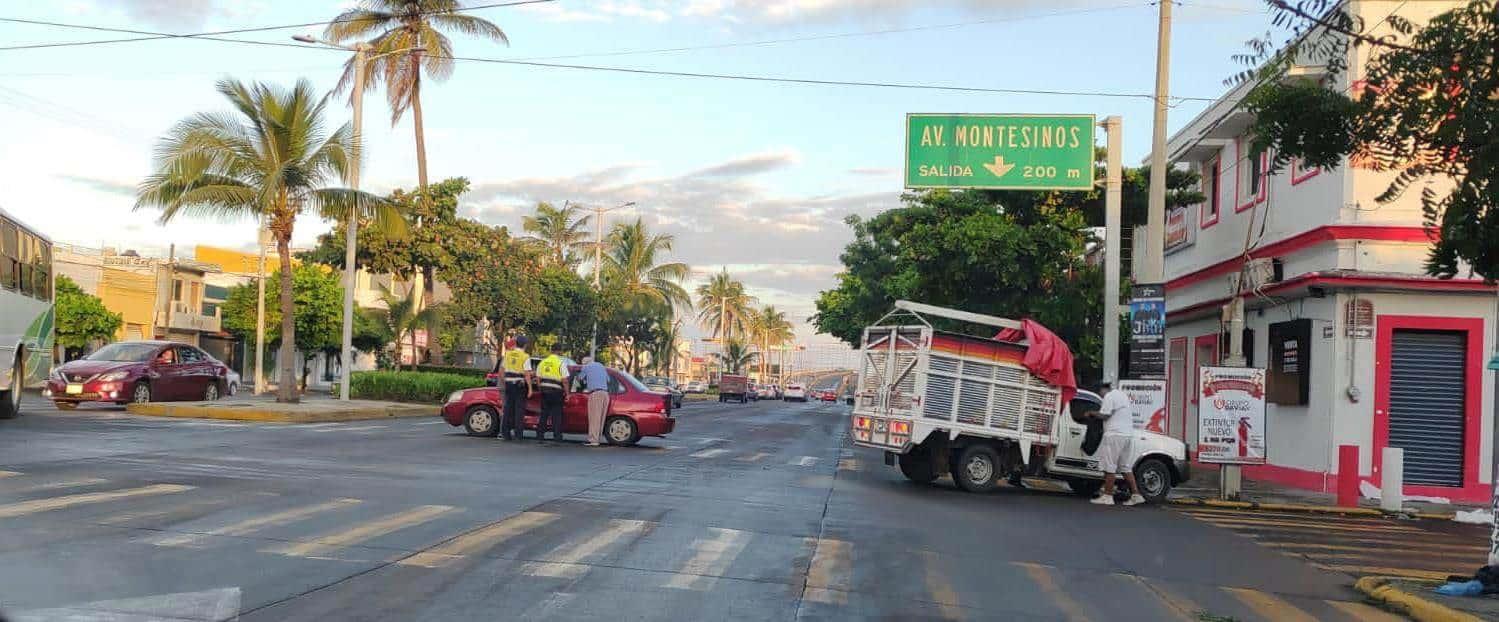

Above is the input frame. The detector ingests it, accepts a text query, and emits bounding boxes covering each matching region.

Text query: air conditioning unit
[1244,258,1282,290]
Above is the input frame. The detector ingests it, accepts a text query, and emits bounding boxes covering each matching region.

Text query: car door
[1049,395,1104,477]
[176,346,208,400]
[148,346,185,400]
[563,368,590,434]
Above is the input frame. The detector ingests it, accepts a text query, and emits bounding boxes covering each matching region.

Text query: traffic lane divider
[1170,496,1456,520]
[126,400,434,423]
[1354,576,1483,622]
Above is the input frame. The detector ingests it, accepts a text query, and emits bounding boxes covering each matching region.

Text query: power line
[0,0,554,52]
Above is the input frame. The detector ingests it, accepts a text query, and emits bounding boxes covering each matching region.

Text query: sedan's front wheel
[203,383,220,401]
[464,405,500,437]
[131,382,152,404]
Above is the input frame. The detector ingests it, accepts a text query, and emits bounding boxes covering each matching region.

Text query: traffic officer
[499,334,534,441]
[535,343,569,443]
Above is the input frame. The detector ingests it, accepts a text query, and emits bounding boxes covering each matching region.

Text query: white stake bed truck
[849,301,1189,502]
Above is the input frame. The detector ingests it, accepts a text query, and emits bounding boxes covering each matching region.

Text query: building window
[1200,157,1220,228]
[172,279,183,302]
[1235,136,1268,212]
[1290,157,1321,185]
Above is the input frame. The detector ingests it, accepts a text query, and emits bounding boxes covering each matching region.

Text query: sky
[0,0,1274,346]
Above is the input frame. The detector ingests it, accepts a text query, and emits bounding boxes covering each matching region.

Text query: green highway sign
[905,114,1096,190]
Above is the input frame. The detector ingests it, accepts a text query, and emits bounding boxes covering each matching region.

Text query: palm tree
[747,305,792,382]
[604,218,691,313]
[136,78,399,403]
[650,318,682,378]
[379,283,437,371]
[711,339,758,375]
[324,0,508,197]
[523,201,591,267]
[695,270,756,345]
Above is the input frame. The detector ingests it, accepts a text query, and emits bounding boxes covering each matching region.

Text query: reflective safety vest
[502,348,530,382]
[537,354,566,389]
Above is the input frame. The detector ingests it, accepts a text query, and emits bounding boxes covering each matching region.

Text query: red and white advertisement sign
[1119,380,1167,434]
[1196,366,1267,465]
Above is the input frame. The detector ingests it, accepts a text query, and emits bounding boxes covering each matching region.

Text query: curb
[1354,576,1483,622]
[126,401,434,423]
[1169,497,1456,520]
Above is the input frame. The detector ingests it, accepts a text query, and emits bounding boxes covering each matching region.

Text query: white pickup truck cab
[849,301,1189,502]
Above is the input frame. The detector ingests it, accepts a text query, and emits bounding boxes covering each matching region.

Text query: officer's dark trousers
[538,387,564,440]
[502,381,526,440]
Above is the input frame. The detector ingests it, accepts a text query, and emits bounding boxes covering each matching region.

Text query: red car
[440,365,674,446]
[44,341,230,409]
[818,390,838,402]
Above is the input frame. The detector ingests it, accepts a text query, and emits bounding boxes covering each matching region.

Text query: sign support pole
[1102,117,1122,384]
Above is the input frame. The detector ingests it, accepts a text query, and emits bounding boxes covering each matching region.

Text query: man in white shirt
[1090,380,1147,506]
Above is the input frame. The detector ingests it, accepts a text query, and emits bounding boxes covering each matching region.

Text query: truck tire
[1134,458,1173,504]
[951,445,1000,493]
[898,452,937,484]
[1066,478,1103,498]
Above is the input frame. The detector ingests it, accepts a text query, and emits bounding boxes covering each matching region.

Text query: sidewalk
[127,398,433,422]
[1170,463,1488,517]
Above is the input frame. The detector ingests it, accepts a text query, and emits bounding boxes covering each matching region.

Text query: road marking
[269,505,456,558]
[524,519,652,579]
[804,538,851,605]
[1224,587,1318,622]
[1325,599,1405,621]
[837,458,860,472]
[1188,515,1423,534]
[1320,565,1455,581]
[1015,562,1091,622]
[736,451,771,462]
[312,425,388,433]
[0,477,108,494]
[919,551,963,620]
[696,437,729,445]
[155,498,363,548]
[98,495,258,526]
[1179,507,1400,524]
[0,484,193,519]
[1264,541,1486,555]
[690,448,729,459]
[13,587,242,622]
[794,456,819,467]
[415,421,446,426]
[1121,576,1198,622]
[664,527,752,590]
[0,471,21,478]
[400,511,557,568]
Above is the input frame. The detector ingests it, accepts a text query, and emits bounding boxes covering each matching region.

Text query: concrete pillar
[1381,447,1404,512]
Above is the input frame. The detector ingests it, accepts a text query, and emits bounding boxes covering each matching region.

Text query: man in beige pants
[576,356,612,446]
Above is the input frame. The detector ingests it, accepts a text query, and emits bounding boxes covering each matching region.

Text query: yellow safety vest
[502,348,530,380]
[537,355,565,384]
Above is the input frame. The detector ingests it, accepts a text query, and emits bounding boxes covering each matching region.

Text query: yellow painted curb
[1169,496,1458,520]
[126,401,434,423]
[1355,576,1483,622]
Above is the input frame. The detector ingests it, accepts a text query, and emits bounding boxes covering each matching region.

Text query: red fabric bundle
[995,319,1078,405]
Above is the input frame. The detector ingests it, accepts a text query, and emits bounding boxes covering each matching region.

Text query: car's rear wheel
[131,382,152,404]
[464,405,500,437]
[951,445,1000,493]
[0,357,19,419]
[203,382,220,402]
[604,416,639,446]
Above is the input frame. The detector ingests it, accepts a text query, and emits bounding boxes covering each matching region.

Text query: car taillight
[855,416,870,429]
[892,420,910,435]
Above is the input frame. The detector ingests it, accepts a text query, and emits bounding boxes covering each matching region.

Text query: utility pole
[1489,291,1499,565]
[254,222,268,395]
[164,244,176,343]
[1102,116,1123,383]
[1141,0,1173,285]
[336,41,369,401]
[587,201,635,360]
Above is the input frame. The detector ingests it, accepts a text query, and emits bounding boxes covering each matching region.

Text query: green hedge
[411,364,489,378]
[348,371,486,403]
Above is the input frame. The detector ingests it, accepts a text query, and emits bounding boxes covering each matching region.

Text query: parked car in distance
[842,389,854,405]
[745,382,760,402]
[225,368,241,396]
[685,380,706,394]
[818,389,838,402]
[758,384,780,400]
[442,364,674,446]
[641,376,684,409]
[783,383,807,402]
[44,341,229,408]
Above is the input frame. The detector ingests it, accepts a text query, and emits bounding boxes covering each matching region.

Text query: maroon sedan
[440,365,674,446]
[44,341,229,409]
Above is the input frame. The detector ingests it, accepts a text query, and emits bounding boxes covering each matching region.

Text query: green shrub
[412,364,489,378]
[348,371,486,403]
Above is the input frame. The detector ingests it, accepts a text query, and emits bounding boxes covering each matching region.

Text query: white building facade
[1158,1,1493,502]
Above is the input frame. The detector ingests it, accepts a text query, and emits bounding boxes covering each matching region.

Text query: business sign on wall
[1119,379,1168,434]
[905,114,1096,190]
[1196,366,1267,465]
[1164,206,1195,254]
[1128,284,1166,380]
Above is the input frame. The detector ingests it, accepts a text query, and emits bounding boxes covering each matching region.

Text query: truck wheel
[1067,478,1103,498]
[898,452,937,484]
[952,445,1000,493]
[1134,458,1173,503]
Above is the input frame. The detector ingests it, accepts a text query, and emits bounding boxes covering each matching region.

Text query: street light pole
[337,42,369,401]
[587,201,634,361]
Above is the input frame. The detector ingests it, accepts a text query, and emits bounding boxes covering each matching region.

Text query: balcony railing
[156,302,221,333]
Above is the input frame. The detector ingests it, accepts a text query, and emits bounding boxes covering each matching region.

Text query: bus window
[0,219,15,291]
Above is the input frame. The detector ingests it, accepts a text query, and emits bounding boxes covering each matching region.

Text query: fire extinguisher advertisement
[1119,379,1168,434]
[1196,366,1267,465]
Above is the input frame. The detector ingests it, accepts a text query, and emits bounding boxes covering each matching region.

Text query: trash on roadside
[1438,565,1499,597]
[1435,580,1484,596]
[1454,509,1495,525]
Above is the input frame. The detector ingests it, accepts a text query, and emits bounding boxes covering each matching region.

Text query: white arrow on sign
[9,587,241,622]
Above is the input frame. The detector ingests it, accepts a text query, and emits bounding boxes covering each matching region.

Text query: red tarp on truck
[995,319,1078,405]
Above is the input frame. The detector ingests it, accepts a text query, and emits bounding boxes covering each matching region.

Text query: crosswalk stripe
[98,495,263,526]
[664,527,752,590]
[1224,587,1318,622]
[400,511,557,568]
[1179,506,1397,523]
[0,477,108,494]
[736,452,771,462]
[1265,541,1486,555]
[919,551,964,620]
[1015,562,1091,622]
[155,498,363,548]
[0,484,193,519]
[690,448,728,459]
[1297,551,1469,571]
[1321,565,1455,581]
[795,456,819,467]
[1121,575,1198,622]
[269,505,457,558]
[524,519,652,579]
[0,471,20,478]
[1189,515,1422,534]
[805,538,852,605]
[1248,531,1478,550]
[312,425,387,433]
[1325,599,1406,621]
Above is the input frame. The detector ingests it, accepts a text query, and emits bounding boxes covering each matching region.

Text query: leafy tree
[711,339,758,375]
[218,265,344,392]
[378,283,437,371]
[1232,1,1499,280]
[442,222,544,365]
[136,78,398,403]
[530,266,598,357]
[695,270,755,343]
[325,1,508,197]
[812,189,1106,382]
[54,275,122,360]
[523,201,592,268]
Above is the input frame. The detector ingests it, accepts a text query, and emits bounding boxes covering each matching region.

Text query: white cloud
[88,0,269,30]
[521,0,1080,25]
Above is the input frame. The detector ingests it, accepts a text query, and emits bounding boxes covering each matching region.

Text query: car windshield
[616,370,652,392]
[84,343,159,362]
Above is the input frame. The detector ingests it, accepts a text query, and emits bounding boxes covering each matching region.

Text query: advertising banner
[1119,379,1167,434]
[1196,366,1267,465]
[1128,284,1166,380]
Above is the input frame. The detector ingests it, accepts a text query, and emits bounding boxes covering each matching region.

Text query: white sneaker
[1089,494,1115,506]
[1124,494,1147,506]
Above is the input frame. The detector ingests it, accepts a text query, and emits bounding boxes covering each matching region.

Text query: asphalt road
[0,394,1406,621]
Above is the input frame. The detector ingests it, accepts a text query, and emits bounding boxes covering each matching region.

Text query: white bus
[0,206,53,419]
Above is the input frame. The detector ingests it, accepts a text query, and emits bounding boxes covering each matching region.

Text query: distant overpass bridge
[784,369,856,392]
